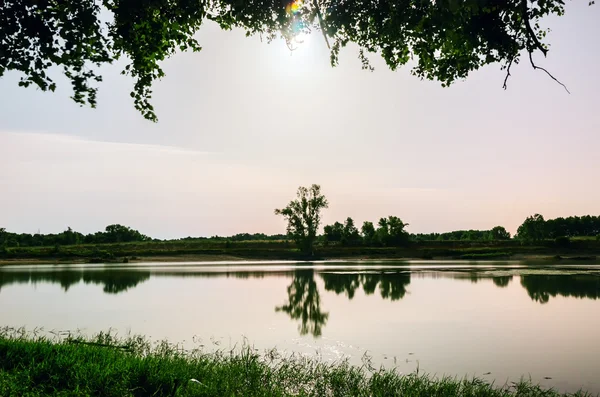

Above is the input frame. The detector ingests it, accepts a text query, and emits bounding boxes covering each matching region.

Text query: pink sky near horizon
[0,3,599,239]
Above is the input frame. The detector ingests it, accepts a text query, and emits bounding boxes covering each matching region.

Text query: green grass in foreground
[0,329,595,397]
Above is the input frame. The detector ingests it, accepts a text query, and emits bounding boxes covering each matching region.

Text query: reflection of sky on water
[0,261,599,394]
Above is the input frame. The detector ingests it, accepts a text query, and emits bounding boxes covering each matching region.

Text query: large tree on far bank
[1,0,588,121]
[516,213,546,242]
[275,184,328,255]
[490,226,511,240]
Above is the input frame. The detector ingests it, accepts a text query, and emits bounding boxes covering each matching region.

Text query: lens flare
[285,0,303,15]
[284,0,309,50]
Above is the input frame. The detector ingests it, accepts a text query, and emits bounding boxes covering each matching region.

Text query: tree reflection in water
[82,271,150,294]
[276,269,329,337]
[0,269,150,294]
[277,270,412,337]
[520,274,600,304]
[321,272,411,301]
[492,276,513,288]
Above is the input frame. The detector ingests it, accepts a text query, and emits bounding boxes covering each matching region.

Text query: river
[0,260,599,393]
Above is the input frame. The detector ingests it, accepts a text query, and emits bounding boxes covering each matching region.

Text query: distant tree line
[322,221,515,246]
[516,214,600,242]
[0,225,289,249]
[322,214,600,247]
[412,226,511,242]
[322,216,410,247]
[3,211,600,250]
[0,225,151,248]
[178,233,288,242]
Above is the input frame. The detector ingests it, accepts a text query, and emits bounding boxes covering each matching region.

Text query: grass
[0,328,595,397]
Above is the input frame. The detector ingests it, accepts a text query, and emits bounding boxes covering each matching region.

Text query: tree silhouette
[361,221,376,246]
[516,214,547,242]
[323,217,361,246]
[275,185,328,256]
[375,217,410,246]
[489,226,511,241]
[323,222,344,243]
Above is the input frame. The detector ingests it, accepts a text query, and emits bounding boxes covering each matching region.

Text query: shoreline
[1,253,598,266]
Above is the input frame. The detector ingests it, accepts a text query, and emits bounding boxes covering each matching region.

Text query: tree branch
[528,52,570,94]
[313,0,330,49]
[502,58,513,90]
[522,0,548,57]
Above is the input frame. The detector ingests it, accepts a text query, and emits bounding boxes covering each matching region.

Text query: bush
[554,236,570,247]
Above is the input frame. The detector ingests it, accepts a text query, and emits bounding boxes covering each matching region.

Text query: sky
[0,3,599,239]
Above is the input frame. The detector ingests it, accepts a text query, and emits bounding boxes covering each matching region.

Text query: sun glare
[284,0,311,49]
[294,31,310,46]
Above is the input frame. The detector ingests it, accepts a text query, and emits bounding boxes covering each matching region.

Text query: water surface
[1,261,599,393]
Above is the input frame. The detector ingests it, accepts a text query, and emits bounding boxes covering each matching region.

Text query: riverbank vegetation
[1,228,599,264]
[2,216,598,251]
[1,234,599,264]
[2,184,600,263]
[0,329,594,397]
[1,237,600,264]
